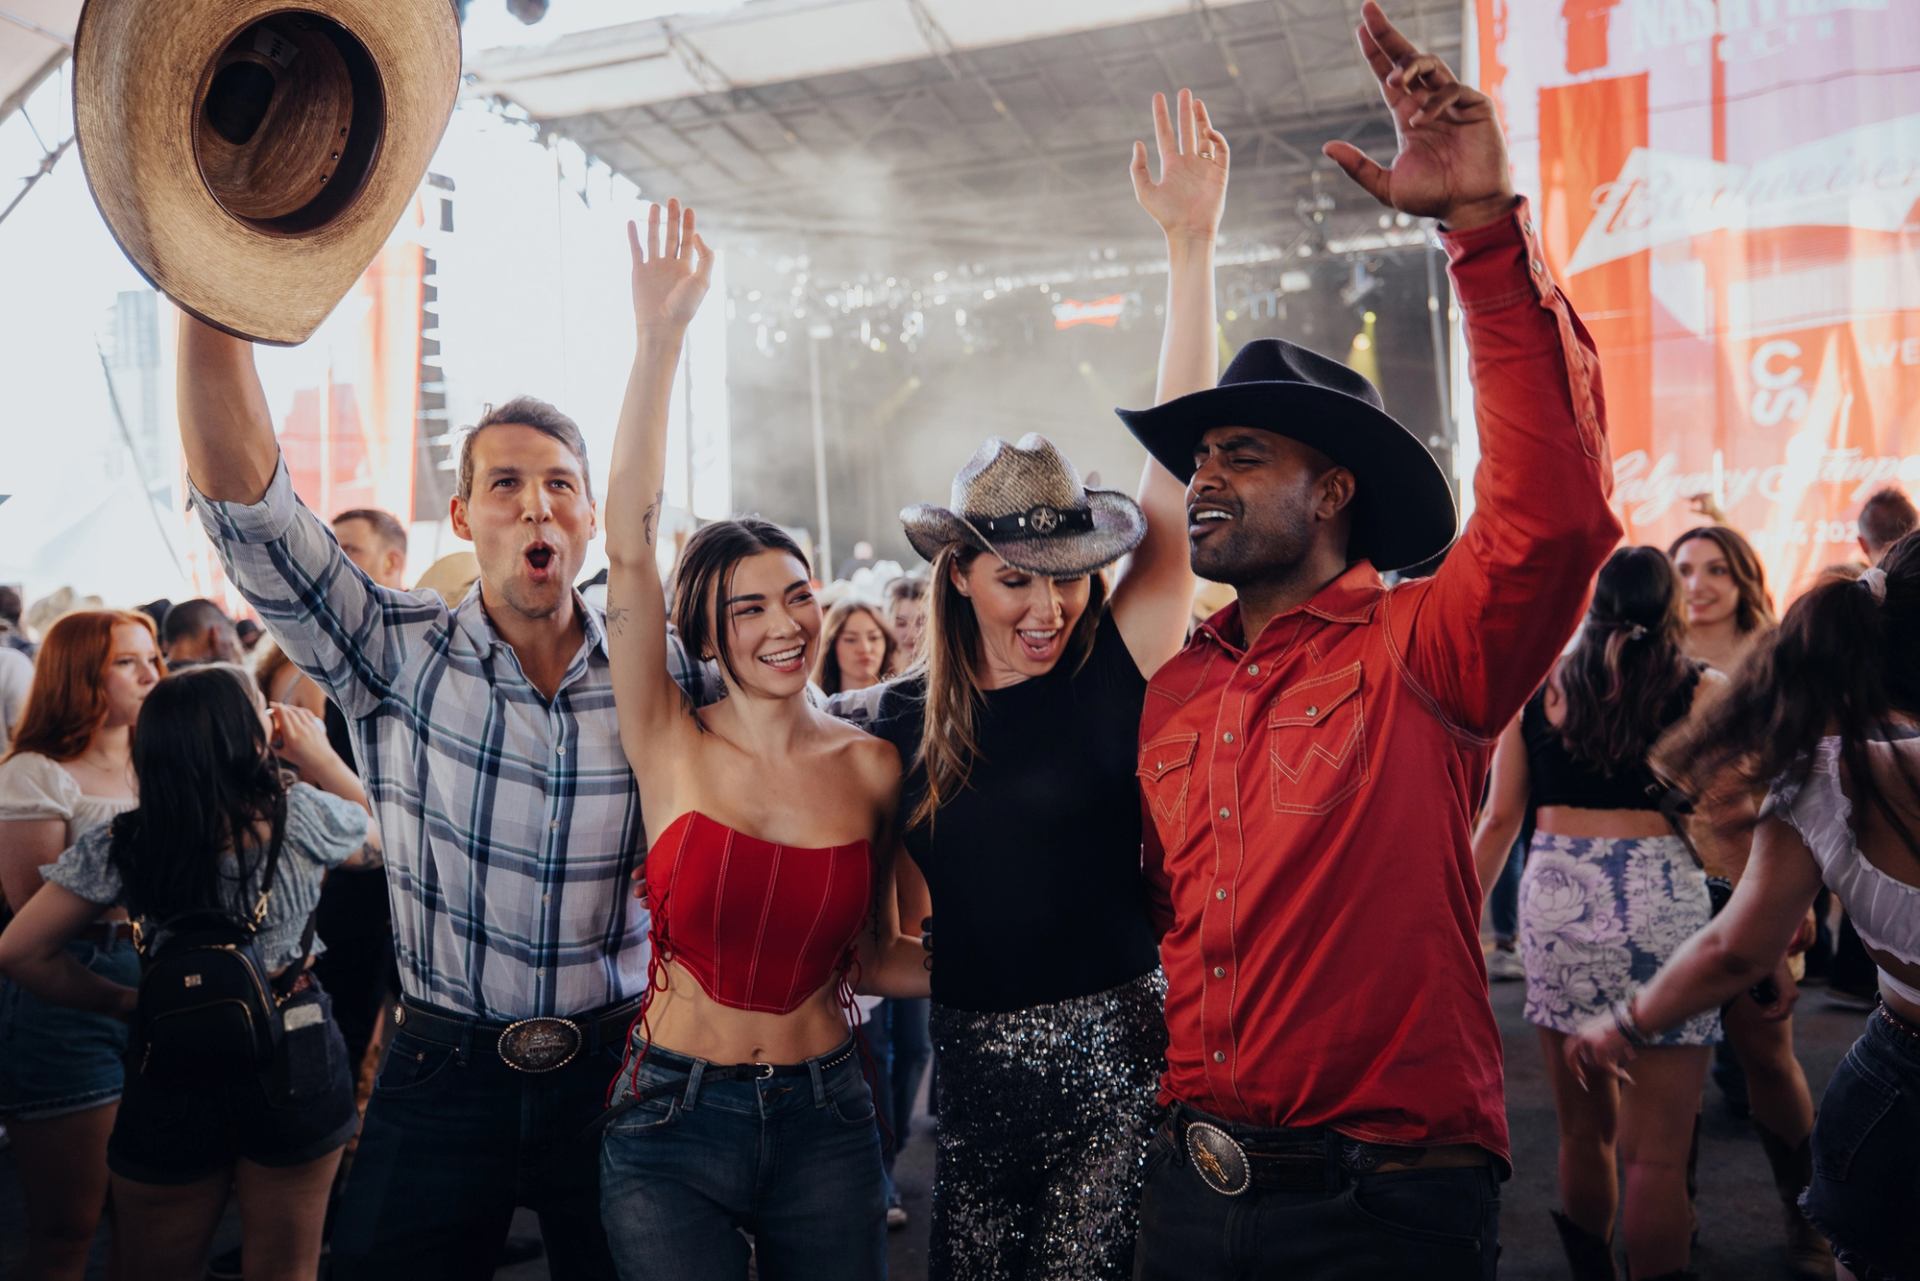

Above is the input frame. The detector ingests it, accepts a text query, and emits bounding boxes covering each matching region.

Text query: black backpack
[130,826,319,1085]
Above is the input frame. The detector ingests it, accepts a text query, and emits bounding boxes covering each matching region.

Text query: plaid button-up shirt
[192,460,708,1019]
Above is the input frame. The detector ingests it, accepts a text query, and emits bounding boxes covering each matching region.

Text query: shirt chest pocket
[1267,663,1368,816]
[1138,732,1199,830]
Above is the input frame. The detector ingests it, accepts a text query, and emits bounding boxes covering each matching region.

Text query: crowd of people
[1,5,1917,1280]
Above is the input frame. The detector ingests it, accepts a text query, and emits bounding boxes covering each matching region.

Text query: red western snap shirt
[1138,200,1622,1167]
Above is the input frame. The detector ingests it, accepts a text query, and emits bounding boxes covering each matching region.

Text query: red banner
[1476,0,1920,599]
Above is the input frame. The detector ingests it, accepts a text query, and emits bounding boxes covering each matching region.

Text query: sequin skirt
[1520,831,1721,1046]
[928,968,1168,1281]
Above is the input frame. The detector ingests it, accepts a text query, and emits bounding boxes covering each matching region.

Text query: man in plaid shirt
[179,315,704,1279]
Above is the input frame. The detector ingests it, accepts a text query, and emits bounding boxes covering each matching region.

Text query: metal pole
[807,331,833,577]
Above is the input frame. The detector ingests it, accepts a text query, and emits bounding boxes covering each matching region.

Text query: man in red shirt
[1116,5,1622,1278]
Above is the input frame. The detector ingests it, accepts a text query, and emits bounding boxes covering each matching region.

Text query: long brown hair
[670,517,813,723]
[3,610,163,764]
[1657,531,1920,850]
[1554,547,1696,775]
[813,598,896,697]
[909,544,1107,831]
[1669,525,1776,635]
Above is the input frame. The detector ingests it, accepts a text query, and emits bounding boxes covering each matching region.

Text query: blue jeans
[1801,1007,1920,1280]
[0,937,138,1120]
[328,1017,623,1280]
[1132,1112,1500,1281]
[600,1039,885,1281]
[1487,834,1527,945]
[886,996,932,1146]
[858,1007,901,1193]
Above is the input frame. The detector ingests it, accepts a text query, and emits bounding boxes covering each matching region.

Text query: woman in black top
[842,90,1222,1281]
[1471,547,1720,1281]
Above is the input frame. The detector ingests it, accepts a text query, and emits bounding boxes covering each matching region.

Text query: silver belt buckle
[497,1016,582,1073]
[1184,1121,1252,1197]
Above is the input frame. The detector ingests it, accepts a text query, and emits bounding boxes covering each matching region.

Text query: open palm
[1131,88,1229,240]
[1322,1,1513,228]
[629,197,714,333]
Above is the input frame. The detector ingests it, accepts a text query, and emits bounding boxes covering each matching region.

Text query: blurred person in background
[0,643,31,756]
[1669,524,1827,1276]
[1816,488,1920,1018]
[0,664,378,1281]
[234,619,265,654]
[1857,486,1916,568]
[885,575,929,671]
[160,598,244,670]
[332,509,410,592]
[1472,548,1719,1281]
[0,585,36,657]
[1670,525,1773,677]
[255,640,329,720]
[1567,530,1920,1281]
[0,609,162,1280]
[814,597,897,698]
[841,87,1214,1281]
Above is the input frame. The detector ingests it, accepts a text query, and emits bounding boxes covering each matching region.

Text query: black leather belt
[1163,1105,1494,1197]
[391,995,641,1074]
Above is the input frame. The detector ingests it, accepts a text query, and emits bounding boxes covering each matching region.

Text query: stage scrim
[1475,0,1920,597]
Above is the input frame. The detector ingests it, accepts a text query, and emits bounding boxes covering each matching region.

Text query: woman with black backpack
[0,663,376,1281]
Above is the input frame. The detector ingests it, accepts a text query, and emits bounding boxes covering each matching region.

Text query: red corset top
[644,810,873,1015]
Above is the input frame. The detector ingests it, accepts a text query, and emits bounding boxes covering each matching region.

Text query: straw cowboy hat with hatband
[1116,338,1458,572]
[901,435,1146,578]
[74,0,461,346]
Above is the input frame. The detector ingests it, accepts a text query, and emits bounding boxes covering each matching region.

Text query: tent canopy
[0,1,78,122]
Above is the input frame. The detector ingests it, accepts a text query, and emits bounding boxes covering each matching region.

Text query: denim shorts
[600,1037,886,1281]
[1800,1005,1920,1281]
[108,979,358,1184]
[0,936,139,1121]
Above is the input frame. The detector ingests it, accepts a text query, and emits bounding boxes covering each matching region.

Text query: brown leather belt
[1167,1104,1494,1197]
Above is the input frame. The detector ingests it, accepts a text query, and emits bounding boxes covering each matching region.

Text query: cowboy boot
[1552,1210,1618,1281]
[1755,1123,1835,1280]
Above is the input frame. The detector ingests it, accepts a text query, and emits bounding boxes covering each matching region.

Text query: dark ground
[1,976,1862,1279]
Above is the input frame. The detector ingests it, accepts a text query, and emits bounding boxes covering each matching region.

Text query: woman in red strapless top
[597,202,930,1281]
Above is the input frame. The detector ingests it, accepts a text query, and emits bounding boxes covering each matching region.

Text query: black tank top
[1522,665,1702,811]
[862,611,1159,1013]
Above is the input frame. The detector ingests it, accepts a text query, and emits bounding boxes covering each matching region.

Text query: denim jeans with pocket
[1800,1007,1920,1280]
[600,1039,885,1281]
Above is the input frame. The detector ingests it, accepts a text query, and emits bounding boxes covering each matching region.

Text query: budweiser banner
[1475,0,1920,598]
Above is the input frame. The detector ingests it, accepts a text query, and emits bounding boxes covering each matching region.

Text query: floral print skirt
[1519,831,1721,1046]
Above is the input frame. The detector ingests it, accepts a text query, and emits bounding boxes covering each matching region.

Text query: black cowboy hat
[1115,338,1457,572]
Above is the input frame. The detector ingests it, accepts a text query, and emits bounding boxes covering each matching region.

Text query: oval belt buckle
[497,1016,582,1073]
[1184,1121,1253,1197]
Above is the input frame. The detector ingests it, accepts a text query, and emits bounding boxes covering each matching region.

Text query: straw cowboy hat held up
[901,435,1147,578]
[73,0,461,346]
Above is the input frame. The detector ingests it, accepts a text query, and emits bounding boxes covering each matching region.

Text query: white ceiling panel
[1,0,82,118]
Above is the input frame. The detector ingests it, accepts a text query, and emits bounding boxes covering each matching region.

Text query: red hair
[3,610,163,764]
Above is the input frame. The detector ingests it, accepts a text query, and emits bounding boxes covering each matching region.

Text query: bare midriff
[641,958,854,1066]
[1535,805,1674,840]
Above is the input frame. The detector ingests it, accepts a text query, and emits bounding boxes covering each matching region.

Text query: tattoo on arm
[606,603,633,637]
[643,487,663,548]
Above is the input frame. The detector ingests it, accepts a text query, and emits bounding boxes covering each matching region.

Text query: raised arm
[177,314,282,504]
[1111,89,1220,674]
[605,201,715,778]
[178,315,431,718]
[1326,3,1621,737]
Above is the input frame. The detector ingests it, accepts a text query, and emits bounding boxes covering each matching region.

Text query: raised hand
[1322,1,1514,230]
[1131,88,1229,242]
[628,197,715,334]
